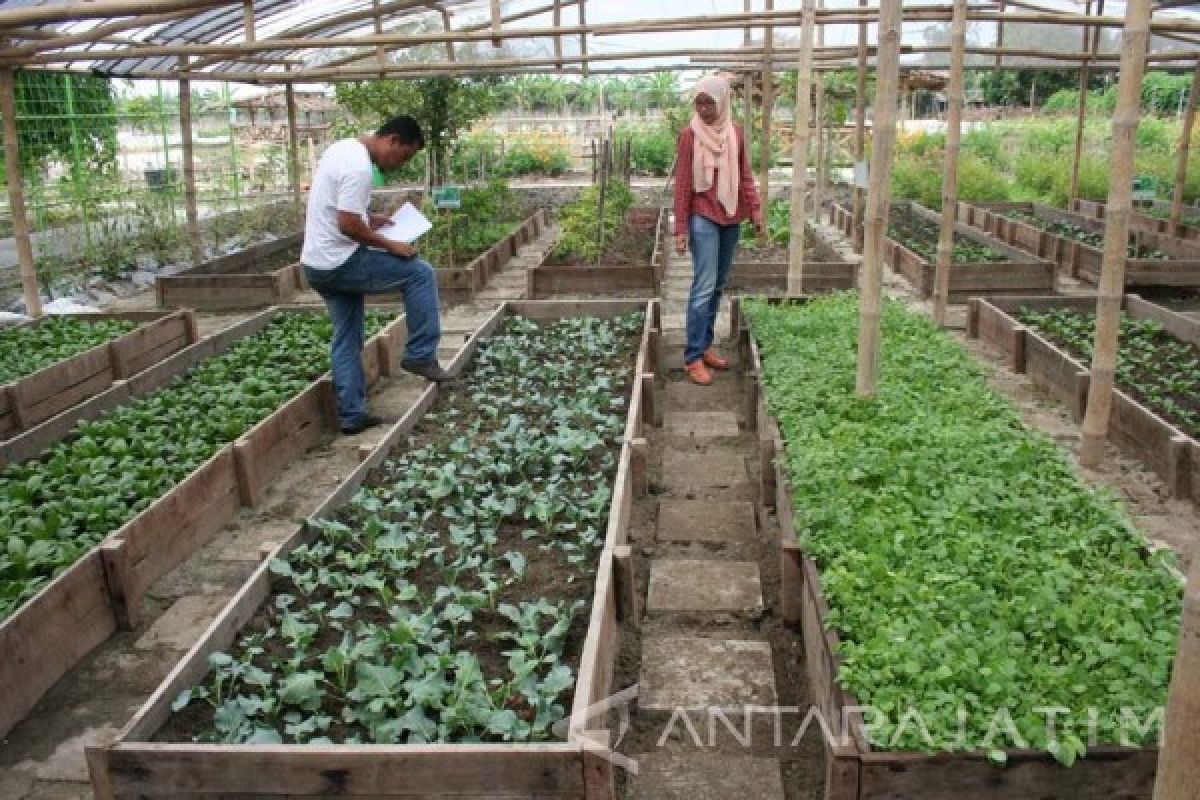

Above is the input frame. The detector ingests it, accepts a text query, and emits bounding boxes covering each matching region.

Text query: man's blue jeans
[305,246,441,428]
[685,214,740,365]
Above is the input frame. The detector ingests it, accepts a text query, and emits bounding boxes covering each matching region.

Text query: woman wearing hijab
[674,74,764,386]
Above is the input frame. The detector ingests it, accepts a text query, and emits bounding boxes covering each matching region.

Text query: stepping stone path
[624,229,787,799]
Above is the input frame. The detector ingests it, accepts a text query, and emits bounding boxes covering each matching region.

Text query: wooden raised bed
[1070,198,1200,241]
[832,201,1055,300]
[961,201,1200,288]
[729,224,857,294]
[0,310,197,440]
[967,293,1199,504]
[528,207,665,298]
[156,233,304,310]
[734,295,1160,800]
[88,298,662,800]
[0,307,408,740]
[162,212,549,310]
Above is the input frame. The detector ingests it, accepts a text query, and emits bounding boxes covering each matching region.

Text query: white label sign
[853,161,869,189]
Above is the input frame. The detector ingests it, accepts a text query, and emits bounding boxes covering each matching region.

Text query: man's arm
[337,211,416,258]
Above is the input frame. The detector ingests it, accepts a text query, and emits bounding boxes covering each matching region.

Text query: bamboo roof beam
[1079,0,1152,467]
[4,10,196,57]
[0,0,235,30]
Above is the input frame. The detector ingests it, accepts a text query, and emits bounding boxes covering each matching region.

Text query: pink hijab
[689,74,740,216]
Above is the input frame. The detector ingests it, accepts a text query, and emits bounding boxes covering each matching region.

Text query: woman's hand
[675,233,689,255]
[752,210,766,238]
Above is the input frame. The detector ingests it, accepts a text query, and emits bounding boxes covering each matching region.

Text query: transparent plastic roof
[1,0,1196,82]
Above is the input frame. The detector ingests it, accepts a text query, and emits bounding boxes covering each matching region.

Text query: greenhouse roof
[0,0,1197,84]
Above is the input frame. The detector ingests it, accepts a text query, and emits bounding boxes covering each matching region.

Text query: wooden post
[1079,0,1151,467]
[759,0,774,203]
[933,0,967,326]
[787,0,816,294]
[1155,550,1200,800]
[1169,60,1200,236]
[0,65,42,317]
[851,0,868,252]
[995,1,1005,70]
[490,0,502,46]
[743,0,754,171]
[855,0,901,398]
[553,0,562,69]
[442,9,455,61]
[813,0,826,223]
[1069,1,1096,203]
[242,0,255,42]
[578,0,588,78]
[178,57,202,264]
[372,0,385,73]
[284,79,302,206]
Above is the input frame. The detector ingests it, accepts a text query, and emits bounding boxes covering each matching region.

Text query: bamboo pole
[1075,2,1094,206]
[743,0,754,184]
[852,0,867,252]
[579,0,588,78]
[243,0,255,42]
[1169,60,1200,236]
[856,0,901,398]
[788,0,817,294]
[490,0,502,46]
[759,0,774,204]
[285,80,302,206]
[553,0,563,69]
[1155,550,1200,800]
[813,0,826,224]
[0,65,42,318]
[178,57,203,264]
[996,1,1005,69]
[374,0,386,73]
[0,0,234,29]
[1078,0,1152,467]
[442,8,455,61]
[933,0,967,327]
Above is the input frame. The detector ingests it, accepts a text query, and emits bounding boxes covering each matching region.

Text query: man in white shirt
[301,115,448,435]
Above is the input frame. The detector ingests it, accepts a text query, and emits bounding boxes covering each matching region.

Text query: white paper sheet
[381,202,432,243]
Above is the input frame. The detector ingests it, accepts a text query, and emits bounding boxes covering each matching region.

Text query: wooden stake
[178,58,202,264]
[442,8,455,61]
[579,0,588,78]
[242,0,255,42]
[852,0,868,252]
[855,0,901,398]
[759,0,774,203]
[1169,60,1200,236]
[284,79,302,206]
[1155,549,1200,800]
[788,0,816,294]
[0,65,41,317]
[1079,0,1151,466]
[933,0,967,326]
[553,0,563,69]
[813,0,826,224]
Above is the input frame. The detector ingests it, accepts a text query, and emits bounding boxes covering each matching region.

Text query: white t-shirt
[301,138,374,269]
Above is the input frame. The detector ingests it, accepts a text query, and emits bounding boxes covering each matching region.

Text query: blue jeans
[685,214,740,365]
[305,247,441,428]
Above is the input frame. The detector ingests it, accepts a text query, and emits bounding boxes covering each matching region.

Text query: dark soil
[889,205,1007,264]
[158,313,644,746]
[1005,211,1170,260]
[192,245,302,276]
[1017,306,1200,439]
[546,219,657,267]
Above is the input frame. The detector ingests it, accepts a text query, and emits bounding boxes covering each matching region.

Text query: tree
[334,76,500,186]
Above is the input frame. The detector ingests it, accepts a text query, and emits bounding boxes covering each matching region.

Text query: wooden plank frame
[728,221,858,294]
[833,201,1056,300]
[0,306,408,740]
[528,207,664,298]
[1071,197,1200,241]
[159,212,548,311]
[89,298,659,800]
[738,294,1161,800]
[962,201,1200,289]
[970,293,1199,503]
[0,310,196,440]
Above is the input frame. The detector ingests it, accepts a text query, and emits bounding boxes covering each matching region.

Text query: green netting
[0,75,303,304]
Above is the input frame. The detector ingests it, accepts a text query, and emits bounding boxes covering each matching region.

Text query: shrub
[498,135,571,177]
[618,123,675,176]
